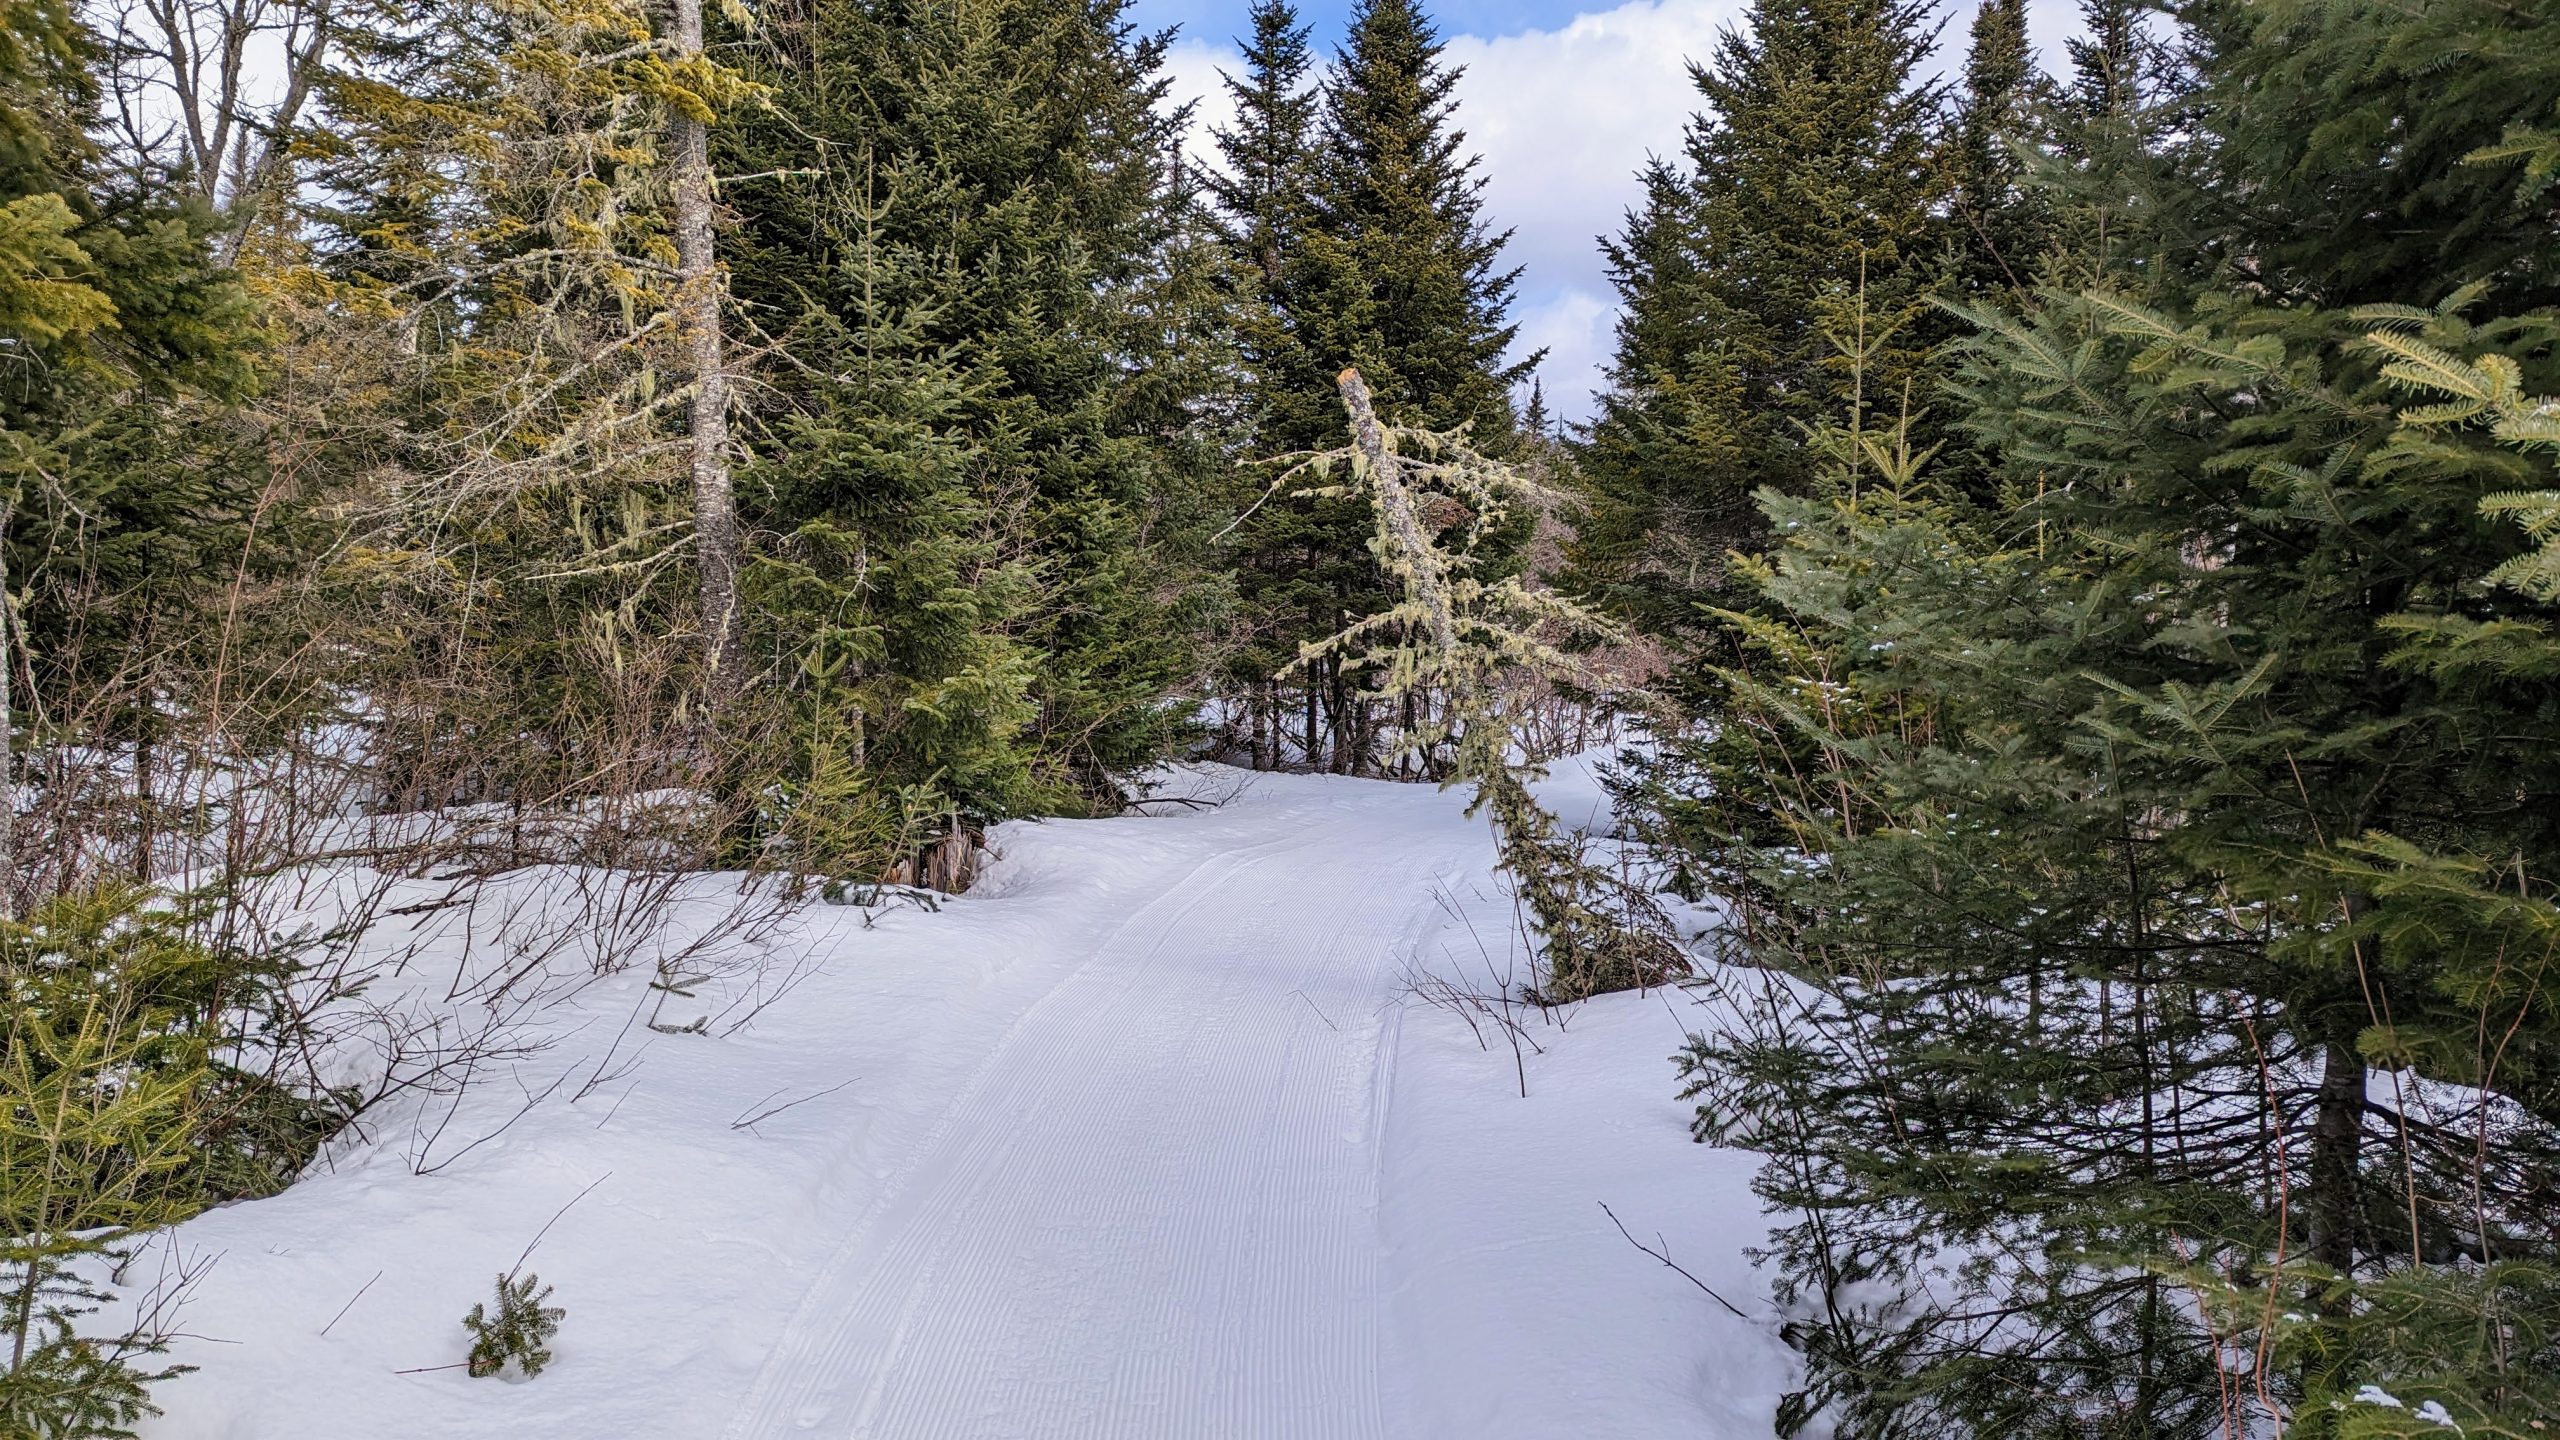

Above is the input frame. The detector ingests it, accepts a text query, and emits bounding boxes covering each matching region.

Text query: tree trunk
[0,505,12,922]
[1341,650,1361,773]
[1252,682,1274,771]
[2307,1032,2365,1287]
[670,0,743,698]
[1303,679,1319,771]
[1335,368,1456,656]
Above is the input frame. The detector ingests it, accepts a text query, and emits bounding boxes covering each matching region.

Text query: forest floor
[134,763,1794,1438]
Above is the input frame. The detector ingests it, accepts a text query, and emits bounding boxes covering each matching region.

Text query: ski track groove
[719,791,1471,1439]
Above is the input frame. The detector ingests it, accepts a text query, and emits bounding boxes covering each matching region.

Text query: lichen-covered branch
[1293,369,1682,1000]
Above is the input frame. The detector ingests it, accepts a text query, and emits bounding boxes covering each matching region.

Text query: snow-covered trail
[135,767,1793,1439]
[721,796,1460,1439]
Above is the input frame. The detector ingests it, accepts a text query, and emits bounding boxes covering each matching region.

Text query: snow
[127,766,1790,1438]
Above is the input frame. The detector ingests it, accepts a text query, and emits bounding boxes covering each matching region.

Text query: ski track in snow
[134,765,1793,1440]
[721,808,1459,1439]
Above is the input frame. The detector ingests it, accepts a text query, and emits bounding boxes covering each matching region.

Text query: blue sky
[1131,0,1598,44]
[1135,0,2085,424]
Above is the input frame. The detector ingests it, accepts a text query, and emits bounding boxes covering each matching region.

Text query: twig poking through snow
[730,1079,858,1135]
[320,1270,385,1338]
[510,1173,612,1279]
[1598,1201,1749,1319]
[1289,989,1340,1031]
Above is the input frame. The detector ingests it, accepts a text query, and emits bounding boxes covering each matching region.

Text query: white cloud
[1512,287,1620,427]
[1163,0,2086,424]
[1443,2,1743,419]
[1163,39,1246,163]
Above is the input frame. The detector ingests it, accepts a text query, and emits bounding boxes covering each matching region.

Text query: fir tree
[1215,0,1530,773]
[1571,0,1948,624]
[2192,0,2560,311]
[0,0,262,871]
[1651,0,2560,1430]
[463,1272,565,1380]
[720,0,1235,829]
[1,891,219,1435]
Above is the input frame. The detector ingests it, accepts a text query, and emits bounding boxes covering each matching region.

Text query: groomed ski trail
[719,780,1476,1440]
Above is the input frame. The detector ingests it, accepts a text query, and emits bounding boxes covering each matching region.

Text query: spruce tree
[717,4,1042,853]
[1570,0,1947,624]
[720,0,1235,830]
[1653,0,2560,1432]
[1944,0,2045,297]
[1214,0,1529,773]
[2,891,223,1434]
[1289,0,1525,446]
[1208,1,1325,767]
[1210,0,1318,301]
[0,0,260,782]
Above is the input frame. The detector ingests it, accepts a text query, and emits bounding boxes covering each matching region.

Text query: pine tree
[720,0,1235,831]
[1570,0,1948,624]
[1563,158,1742,628]
[1214,0,1529,774]
[1652,0,2560,1431]
[1204,0,1323,769]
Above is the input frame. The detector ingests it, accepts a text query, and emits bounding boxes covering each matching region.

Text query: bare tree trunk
[1303,679,1319,771]
[670,0,744,699]
[1334,367,1463,780]
[108,0,336,258]
[1,505,13,922]
[2307,1031,2365,1289]
[217,0,336,261]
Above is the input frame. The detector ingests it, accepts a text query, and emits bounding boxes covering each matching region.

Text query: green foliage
[0,0,261,707]
[1212,0,1532,772]
[2298,1265,2560,1438]
[1632,0,2560,1423]
[1944,0,2046,299]
[2365,314,2560,607]
[1569,0,1950,628]
[719,0,1237,848]
[2190,0,2560,311]
[1,890,224,1437]
[463,1272,564,1380]
[1292,0,1527,445]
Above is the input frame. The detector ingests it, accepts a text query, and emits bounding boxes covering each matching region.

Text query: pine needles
[463,1273,566,1381]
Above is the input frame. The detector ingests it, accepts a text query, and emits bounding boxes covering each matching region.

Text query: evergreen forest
[3,0,2559,1434]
